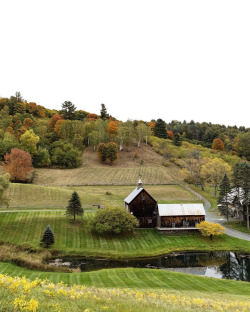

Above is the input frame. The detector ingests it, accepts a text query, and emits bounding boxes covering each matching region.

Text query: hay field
[4,183,197,209]
[33,145,182,186]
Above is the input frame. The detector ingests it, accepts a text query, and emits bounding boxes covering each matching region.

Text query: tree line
[218,162,250,229]
[0,93,249,181]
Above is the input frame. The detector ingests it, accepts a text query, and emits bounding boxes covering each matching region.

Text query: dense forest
[0,92,250,173]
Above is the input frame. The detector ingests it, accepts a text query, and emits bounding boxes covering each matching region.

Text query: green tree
[173,133,182,146]
[32,147,51,168]
[61,101,76,120]
[89,130,100,151]
[66,191,83,222]
[239,162,250,229]
[238,132,250,160]
[40,225,55,248]
[0,173,10,208]
[97,143,107,162]
[100,103,108,120]
[90,207,139,235]
[154,119,167,139]
[218,173,231,220]
[0,132,19,159]
[106,142,118,165]
[50,141,81,168]
[232,163,243,221]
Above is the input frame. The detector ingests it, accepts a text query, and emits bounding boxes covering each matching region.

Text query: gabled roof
[124,187,144,204]
[158,204,205,217]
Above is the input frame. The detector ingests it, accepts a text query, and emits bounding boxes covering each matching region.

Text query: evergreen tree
[61,101,76,120]
[154,119,167,139]
[40,225,54,248]
[173,133,182,146]
[100,103,108,120]
[232,163,243,221]
[239,162,250,229]
[66,191,83,222]
[218,173,231,220]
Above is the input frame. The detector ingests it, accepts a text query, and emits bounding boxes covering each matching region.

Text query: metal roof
[158,204,206,217]
[124,187,144,204]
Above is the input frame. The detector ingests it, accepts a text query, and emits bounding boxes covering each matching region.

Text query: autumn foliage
[2,148,33,182]
[196,221,225,240]
[167,130,174,139]
[107,121,118,137]
[49,115,63,131]
[97,142,118,165]
[212,138,224,151]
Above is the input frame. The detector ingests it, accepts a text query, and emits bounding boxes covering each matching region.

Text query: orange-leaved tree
[196,221,225,240]
[212,138,224,151]
[107,121,118,140]
[2,148,33,182]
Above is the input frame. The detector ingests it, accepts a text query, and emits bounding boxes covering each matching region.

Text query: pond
[47,252,250,282]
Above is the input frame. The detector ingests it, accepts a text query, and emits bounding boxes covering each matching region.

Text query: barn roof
[124,187,144,204]
[158,204,206,217]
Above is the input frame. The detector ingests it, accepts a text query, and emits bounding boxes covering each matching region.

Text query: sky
[1,0,250,127]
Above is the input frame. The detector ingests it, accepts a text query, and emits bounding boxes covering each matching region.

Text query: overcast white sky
[1,0,250,127]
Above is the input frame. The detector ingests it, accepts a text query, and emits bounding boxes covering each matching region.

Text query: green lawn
[1,267,249,312]
[4,183,198,210]
[1,211,250,257]
[1,262,250,295]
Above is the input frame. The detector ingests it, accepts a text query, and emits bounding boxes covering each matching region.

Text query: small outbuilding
[124,180,158,228]
[157,203,206,230]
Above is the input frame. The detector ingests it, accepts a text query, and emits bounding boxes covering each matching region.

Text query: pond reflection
[47,252,250,282]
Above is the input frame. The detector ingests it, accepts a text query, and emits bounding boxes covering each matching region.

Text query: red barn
[124,180,158,228]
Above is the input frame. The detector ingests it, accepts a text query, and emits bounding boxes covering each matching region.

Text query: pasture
[4,183,197,210]
[1,211,250,257]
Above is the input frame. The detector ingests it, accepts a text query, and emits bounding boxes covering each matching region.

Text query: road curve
[185,184,250,242]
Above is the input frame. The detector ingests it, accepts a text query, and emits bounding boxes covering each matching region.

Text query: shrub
[90,207,139,235]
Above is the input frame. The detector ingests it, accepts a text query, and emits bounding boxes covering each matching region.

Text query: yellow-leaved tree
[200,157,231,196]
[196,221,225,240]
[20,129,40,155]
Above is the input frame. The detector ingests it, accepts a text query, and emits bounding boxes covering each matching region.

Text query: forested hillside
[0,92,249,185]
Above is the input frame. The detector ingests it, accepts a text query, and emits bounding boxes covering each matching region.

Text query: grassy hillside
[1,211,250,257]
[4,183,197,209]
[33,145,182,186]
[1,269,250,312]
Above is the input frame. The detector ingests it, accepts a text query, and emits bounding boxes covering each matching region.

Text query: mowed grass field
[1,262,250,295]
[1,211,250,257]
[4,183,198,209]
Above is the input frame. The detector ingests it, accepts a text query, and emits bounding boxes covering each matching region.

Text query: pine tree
[218,173,231,220]
[239,162,250,229]
[100,103,108,119]
[173,133,182,146]
[154,119,167,139]
[40,225,54,248]
[232,163,243,221]
[66,191,83,222]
